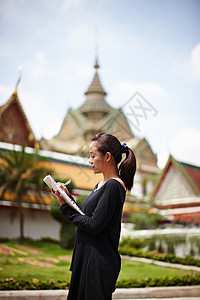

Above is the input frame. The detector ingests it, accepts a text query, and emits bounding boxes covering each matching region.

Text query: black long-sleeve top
[60,178,126,300]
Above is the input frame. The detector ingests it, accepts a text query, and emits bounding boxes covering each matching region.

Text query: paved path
[118,298,200,300]
[1,286,200,299]
[121,255,200,272]
[113,286,200,299]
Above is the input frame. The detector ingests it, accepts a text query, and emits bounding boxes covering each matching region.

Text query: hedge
[116,273,200,288]
[1,274,200,290]
[119,245,200,267]
[0,278,70,291]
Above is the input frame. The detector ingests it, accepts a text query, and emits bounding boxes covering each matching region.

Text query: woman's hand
[51,183,69,206]
[58,182,70,196]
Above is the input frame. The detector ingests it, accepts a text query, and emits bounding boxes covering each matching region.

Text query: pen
[64,179,71,186]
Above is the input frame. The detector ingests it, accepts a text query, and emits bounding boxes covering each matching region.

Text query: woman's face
[88,141,107,174]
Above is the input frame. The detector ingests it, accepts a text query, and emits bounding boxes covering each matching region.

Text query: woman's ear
[105,152,112,163]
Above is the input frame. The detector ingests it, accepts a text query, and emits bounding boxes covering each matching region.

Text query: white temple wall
[0,206,60,240]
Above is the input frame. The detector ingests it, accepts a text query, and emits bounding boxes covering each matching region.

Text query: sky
[0,0,200,168]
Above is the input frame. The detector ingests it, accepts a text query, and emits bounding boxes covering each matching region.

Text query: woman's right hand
[51,183,69,206]
[51,189,65,206]
[57,182,70,196]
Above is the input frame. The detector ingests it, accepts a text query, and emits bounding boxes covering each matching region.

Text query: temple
[40,58,160,198]
[151,155,200,225]
[0,60,161,240]
[0,59,160,201]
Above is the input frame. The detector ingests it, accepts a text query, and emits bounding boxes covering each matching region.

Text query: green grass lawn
[119,259,197,280]
[0,239,197,281]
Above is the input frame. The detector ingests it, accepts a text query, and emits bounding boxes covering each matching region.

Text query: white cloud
[157,149,171,169]
[109,80,167,108]
[19,89,64,140]
[190,43,200,79]
[171,43,200,82]
[62,58,93,80]
[25,51,50,81]
[0,37,14,60]
[0,82,63,140]
[169,126,200,166]
[0,84,13,103]
[67,24,94,50]
[61,0,84,11]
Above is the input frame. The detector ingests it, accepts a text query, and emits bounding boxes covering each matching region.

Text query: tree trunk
[18,200,24,241]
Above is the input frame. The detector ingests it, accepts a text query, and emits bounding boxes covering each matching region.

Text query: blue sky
[0,0,200,168]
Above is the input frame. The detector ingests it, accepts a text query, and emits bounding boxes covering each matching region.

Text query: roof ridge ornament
[94,57,99,70]
[14,65,22,95]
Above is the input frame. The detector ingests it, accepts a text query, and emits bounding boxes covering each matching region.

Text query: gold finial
[94,57,99,69]
[14,65,22,94]
[94,27,100,70]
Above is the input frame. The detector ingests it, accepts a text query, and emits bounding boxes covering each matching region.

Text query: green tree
[51,193,88,249]
[0,146,53,240]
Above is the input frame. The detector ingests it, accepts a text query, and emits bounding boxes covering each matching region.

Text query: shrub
[116,273,200,288]
[0,278,70,290]
[60,222,75,249]
[0,237,9,243]
[119,245,200,267]
[1,274,200,290]
[50,194,88,250]
[40,237,59,244]
[50,199,75,249]
[120,237,146,249]
[128,212,163,229]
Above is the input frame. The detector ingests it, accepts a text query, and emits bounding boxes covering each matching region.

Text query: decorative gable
[0,92,38,148]
[151,155,200,225]
[154,164,195,201]
[152,156,200,201]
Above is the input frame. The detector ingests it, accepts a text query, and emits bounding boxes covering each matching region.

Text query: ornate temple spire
[80,58,110,115]
[84,57,107,96]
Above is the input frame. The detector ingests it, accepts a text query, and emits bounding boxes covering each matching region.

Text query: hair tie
[121,143,128,154]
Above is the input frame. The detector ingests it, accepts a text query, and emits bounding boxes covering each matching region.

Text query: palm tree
[0,146,53,240]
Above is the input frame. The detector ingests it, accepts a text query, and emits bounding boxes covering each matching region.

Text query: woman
[51,133,136,300]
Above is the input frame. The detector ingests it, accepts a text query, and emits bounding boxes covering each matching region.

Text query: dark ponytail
[91,133,136,191]
[119,147,136,191]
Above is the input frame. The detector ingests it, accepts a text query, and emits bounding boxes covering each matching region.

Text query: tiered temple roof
[40,58,139,157]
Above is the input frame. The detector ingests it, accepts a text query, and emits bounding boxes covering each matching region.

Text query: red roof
[182,163,200,193]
